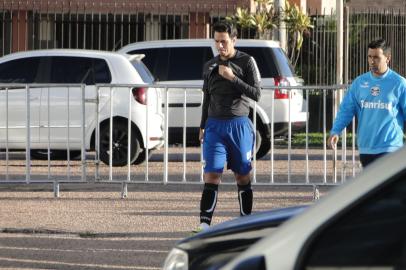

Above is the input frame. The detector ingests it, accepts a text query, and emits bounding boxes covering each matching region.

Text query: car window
[49,56,94,84]
[272,48,296,76]
[166,47,213,81]
[48,56,111,85]
[0,57,41,83]
[300,170,406,269]
[237,46,294,78]
[130,59,154,84]
[128,48,169,81]
[127,46,214,81]
[93,58,112,84]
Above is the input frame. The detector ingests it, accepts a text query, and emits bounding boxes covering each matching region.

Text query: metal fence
[0,83,360,198]
[298,7,406,86]
[1,2,406,86]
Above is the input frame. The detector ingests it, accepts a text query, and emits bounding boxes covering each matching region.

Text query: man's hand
[199,128,204,144]
[328,134,339,150]
[219,64,235,81]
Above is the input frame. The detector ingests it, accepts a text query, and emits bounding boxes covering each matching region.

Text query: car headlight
[163,248,189,270]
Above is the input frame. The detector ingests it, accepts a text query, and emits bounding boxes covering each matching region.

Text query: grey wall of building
[346,0,406,10]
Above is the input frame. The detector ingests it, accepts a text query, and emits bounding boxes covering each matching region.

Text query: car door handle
[30,97,39,101]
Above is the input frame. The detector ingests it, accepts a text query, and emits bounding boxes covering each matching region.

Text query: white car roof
[222,146,406,269]
[118,38,281,52]
[0,49,146,84]
[0,49,127,61]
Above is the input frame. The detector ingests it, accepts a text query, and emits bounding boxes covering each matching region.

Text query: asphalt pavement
[0,146,347,269]
[0,183,324,270]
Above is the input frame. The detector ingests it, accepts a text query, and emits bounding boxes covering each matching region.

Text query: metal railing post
[200,91,204,183]
[48,87,59,198]
[54,181,60,198]
[109,86,113,181]
[81,84,86,182]
[252,102,257,184]
[287,90,292,184]
[163,87,169,185]
[121,181,128,199]
[47,87,51,181]
[25,85,31,184]
[182,88,187,182]
[122,86,131,199]
[145,86,149,182]
[305,88,309,184]
[270,89,274,184]
[127,86,132,182]
[323,88,328,184]
[352,118,357,178]
[5,87,9,181]
[95,86,100,182]
[66,86,71,181]
[341,128,347,183]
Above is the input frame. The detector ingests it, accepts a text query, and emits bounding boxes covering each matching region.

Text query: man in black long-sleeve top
[195,21,262,232]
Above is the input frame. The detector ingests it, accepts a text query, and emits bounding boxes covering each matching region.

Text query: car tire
[99,121,140,166]
[132,149,153,165]
[255,128,270,160]
[30,150,81,160]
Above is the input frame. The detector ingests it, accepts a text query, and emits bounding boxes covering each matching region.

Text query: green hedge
[276,132,356,147]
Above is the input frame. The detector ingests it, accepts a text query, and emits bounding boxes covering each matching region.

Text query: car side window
[128,48,169,81]
[93,58,111,84]
[131,60,154,84]
[166,47,213,81]
[49,56,94,84]
[0,57,41,83]
[237,46,294,78]
[272,48,296,76]
[300,171,406,269]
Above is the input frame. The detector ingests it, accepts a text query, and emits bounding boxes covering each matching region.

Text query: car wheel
[255,128,270,160]
[30,150,81,160]
[132,149,153,165]
[99,121,140,166]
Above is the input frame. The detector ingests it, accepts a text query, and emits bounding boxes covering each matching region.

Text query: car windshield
[237,46,295,78]
[131,59,155,83]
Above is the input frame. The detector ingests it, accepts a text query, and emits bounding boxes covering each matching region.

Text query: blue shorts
[203,116,255,175]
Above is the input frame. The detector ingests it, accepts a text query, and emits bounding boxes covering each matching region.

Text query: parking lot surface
[0,147,344,269]
[0,183,325,269]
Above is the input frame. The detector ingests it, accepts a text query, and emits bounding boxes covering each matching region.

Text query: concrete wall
[306,0,336,15]
[346,0,406,10]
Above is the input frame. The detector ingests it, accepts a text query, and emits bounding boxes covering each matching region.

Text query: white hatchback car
[118,39,306,159]
[221,147,406,270]
[0,49,164,166]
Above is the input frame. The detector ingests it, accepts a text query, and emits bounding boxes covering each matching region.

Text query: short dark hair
[368,39,391,56]
[213,20,238,38]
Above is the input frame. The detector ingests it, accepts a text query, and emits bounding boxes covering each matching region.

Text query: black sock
[200,183,218,225]
[238,182,253,216]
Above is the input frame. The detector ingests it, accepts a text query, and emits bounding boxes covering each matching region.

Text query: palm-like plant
[233,7,255,29]
[227,0,279,40]
[283,1,314,66]
[228,0,313,68]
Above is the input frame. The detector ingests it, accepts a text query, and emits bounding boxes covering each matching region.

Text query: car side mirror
[232,255,266,270]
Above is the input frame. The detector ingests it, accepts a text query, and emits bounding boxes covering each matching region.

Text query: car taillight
[274,76,290,99]
[132,87,147,105]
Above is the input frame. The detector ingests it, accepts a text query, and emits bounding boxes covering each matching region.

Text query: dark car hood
[180,205,308,244]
